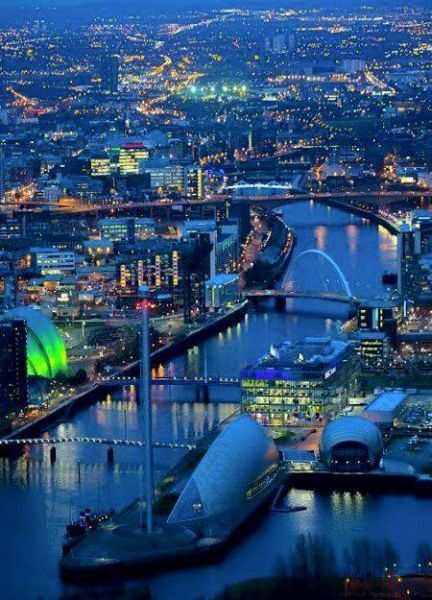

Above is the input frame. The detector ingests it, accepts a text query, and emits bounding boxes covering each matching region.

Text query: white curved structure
[168,415,279,523]
[320,416,383,471]
[288,249,353,298]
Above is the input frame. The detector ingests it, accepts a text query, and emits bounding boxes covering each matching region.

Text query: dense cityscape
[0,0,432,598]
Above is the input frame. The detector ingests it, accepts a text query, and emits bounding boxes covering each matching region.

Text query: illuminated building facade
[100,217,155,242]
[117,243,180,294]
[0,319,28,419]
[186,165,204,200]
[205,273,240,309]
[241,337,359,427]
[399,212,432,303]
[118,144,149,175]
[30,248,76,275]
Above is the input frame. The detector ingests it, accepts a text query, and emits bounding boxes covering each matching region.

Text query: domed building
[168,414,280,523]
[320,416,383,472]
[4,307,67,379]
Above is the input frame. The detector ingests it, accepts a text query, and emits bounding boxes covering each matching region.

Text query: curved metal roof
[320,416,383,467]
[4,307,67,379]
[168,415,279,523]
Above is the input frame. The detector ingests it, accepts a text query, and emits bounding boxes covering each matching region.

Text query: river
[2,200,429,600]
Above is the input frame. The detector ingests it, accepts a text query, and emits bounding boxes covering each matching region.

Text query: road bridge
[100,376,240,387]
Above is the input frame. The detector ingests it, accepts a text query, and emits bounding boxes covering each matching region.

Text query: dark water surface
[1,201,425,600]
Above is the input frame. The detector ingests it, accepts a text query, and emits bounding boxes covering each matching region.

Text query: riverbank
[3,301,248,441]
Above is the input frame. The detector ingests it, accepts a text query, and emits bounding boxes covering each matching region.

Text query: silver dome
[320,416,383,470]
[168,415,279,523]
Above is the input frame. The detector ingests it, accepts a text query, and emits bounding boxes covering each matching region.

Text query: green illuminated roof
[4,307,67,379]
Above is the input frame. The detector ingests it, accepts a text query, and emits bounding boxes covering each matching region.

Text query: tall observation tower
[139,285,154,533]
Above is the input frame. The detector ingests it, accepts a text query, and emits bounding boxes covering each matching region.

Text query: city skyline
[0,0,432,597]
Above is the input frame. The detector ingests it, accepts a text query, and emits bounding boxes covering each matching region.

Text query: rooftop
[365,390,408,413]
[254,337,350,369]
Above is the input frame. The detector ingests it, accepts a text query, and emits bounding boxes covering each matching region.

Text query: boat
[63,508,114,555]
[272,505,307,513]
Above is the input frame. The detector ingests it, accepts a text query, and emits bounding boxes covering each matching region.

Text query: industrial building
[320,416,383,472]
[240,337,360,427]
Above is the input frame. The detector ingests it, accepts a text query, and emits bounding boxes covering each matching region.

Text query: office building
[205,273,240,309]
[241,337,359,427]
[31,248,76,275]
[118,144,149,175]
[399,212,432,303]
[185,165,204,200]
[0,319,28,418]
[117,241,181,294]
[100,217,155,242]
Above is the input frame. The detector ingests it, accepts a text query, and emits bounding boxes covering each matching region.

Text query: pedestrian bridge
[244,289,361,305]
[246,248,362,306]
[0,437,196,450]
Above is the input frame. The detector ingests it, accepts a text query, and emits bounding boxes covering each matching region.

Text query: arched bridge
[245,249,360,304]
[244,289,361,305]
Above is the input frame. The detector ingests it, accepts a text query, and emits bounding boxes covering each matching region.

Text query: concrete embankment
[313,197,400,234]
[286,470,432,495]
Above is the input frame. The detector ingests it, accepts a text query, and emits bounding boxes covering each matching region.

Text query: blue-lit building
[241,337,359,427]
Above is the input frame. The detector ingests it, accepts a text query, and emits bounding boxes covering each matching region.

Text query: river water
[2,201,430,600]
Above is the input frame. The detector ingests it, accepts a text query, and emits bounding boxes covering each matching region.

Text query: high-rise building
[0,319,28,419]
[0,141,6,203]
[185,165,204,200]
[399,212,432,303]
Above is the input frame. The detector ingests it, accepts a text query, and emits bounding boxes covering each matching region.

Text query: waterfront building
[241,337,360,427]
[205,273,240,310]
[363,390,408,428]
[167,414,279,523]
[0,319,28,419]
[3,307,67,379]
[399,212,432,303]
[357,297,402,344]
[320,416,383,472]
[216,231,239,274]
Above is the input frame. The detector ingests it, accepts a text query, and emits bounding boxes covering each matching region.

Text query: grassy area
[214,577,343,600]
[272,430,296,443]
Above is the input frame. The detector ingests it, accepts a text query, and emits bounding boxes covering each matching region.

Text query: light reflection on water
[0,201,407,599]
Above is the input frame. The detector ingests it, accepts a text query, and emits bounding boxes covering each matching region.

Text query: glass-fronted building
[241,337,359,427]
